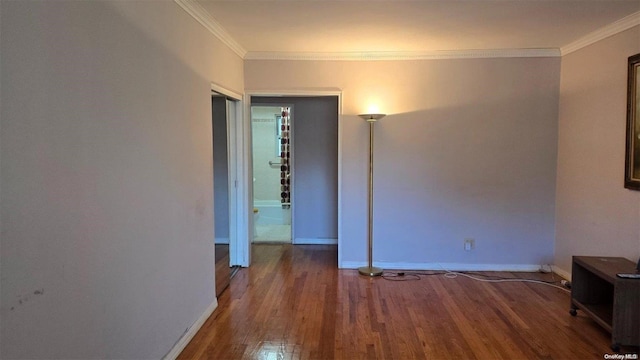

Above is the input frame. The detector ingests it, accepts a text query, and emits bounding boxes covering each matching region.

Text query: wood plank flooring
[215,244,230,297]
[179,244,635,359]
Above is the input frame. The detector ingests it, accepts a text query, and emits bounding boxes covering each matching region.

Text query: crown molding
[244,48,560,61]
[174,0,247,58]
[561,11,640,56]
[175,0,637,61]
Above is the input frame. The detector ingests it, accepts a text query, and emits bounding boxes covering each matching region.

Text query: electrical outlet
[464,238,475,251]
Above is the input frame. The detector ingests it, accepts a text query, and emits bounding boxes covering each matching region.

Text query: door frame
[243,90,343,266]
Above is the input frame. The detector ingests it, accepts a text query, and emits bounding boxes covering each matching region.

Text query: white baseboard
[339,261,544,272]
[163,298,218,360]
[552,265,571,280]
[293,237,338,245]
[215,237,229,245]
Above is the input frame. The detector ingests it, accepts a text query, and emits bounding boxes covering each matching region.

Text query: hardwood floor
[179,244,635,359]
[215,244,230,296]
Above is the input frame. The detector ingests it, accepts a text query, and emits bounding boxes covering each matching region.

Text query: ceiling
[194,0,640,58]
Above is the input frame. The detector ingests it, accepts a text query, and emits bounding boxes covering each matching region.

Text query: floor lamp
[358,113,386,277]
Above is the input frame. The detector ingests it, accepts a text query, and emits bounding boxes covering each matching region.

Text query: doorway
[251,105,293,243]
[250,95,339,247]
[212,91,242,296]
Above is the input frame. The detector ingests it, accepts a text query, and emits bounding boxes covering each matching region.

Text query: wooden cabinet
[570,256,640,351]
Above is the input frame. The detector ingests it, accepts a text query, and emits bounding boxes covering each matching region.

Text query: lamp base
[358,266,383,277]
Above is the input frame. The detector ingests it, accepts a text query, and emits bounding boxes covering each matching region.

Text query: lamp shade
[358,114,386,122]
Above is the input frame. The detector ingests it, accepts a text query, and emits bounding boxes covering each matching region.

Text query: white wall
[245,57,560,269]
[555,26,640,275]
[0,1,243,358]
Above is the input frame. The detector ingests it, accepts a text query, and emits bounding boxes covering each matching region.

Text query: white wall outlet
[464,238,475,251]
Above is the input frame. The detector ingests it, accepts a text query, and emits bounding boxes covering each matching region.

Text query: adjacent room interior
[1,0,639,359]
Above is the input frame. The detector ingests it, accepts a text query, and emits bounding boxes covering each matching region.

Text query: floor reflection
[215,244,230,296]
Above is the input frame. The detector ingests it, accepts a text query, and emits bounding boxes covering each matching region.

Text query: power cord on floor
[381,269,571,293]
[443,271,571,293]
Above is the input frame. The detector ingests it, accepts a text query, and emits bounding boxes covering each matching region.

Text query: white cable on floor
[442,271,571,293]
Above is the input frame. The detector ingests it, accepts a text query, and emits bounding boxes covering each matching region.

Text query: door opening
[249,95,339,250]
[211,86,245,295]
[250,105,293,243]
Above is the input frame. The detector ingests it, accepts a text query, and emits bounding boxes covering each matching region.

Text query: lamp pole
[357,114,385,277]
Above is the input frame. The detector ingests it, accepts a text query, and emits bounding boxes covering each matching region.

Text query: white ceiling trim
[176,0,637,61]
[174,0,247,58]
[561,11,640,56]
[244,49,560,61]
